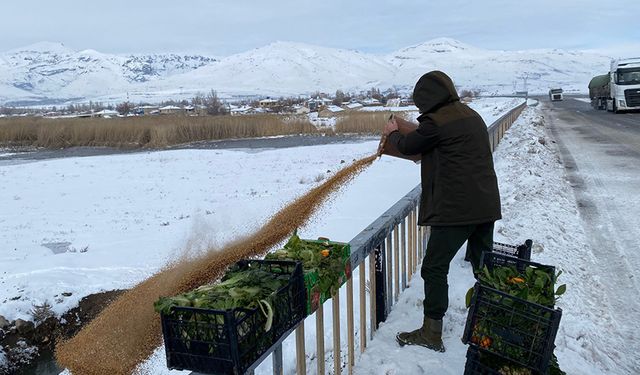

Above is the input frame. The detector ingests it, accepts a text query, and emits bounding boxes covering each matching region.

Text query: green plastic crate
[266,237,351,315]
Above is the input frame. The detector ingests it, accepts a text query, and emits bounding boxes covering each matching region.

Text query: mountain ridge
[0,38,612,105]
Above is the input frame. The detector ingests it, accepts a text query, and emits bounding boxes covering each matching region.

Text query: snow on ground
[0,143,419,322]
[334,97,523,129]
[469,97,524,125]
[0,346,7,372]
[307,111,338,128]
[572,97,591,103]
[359,105,419,112]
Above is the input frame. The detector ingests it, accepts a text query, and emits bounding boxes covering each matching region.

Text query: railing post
[369,252,376,339]
[385,234,393,310]
[418,225,423,261]
[316,303,325,375]
[346,277,355,375]
[393,225,400,301]
[408,211,414,281]
[401,218,407,291]
[272,343,283,375]
[359,263,366,353]
[332,292,341,375]
[375,244,388,326]
[295,323,306,375]
[412,209,417,274]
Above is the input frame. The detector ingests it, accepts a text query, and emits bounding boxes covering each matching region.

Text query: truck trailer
[590,58,640,113]
[588,74,609,110]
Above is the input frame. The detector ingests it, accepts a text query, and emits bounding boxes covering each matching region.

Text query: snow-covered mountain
[387,38,611,96]
[0,42,217,105]
[0,38,612,105]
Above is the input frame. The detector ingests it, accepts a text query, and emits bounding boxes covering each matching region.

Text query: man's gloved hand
[383,117,398,136]
[378,117,399,156]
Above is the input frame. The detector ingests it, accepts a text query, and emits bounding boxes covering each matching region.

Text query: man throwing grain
[383,71,501,352]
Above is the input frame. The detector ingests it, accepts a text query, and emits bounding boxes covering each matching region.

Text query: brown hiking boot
[396,317,445,352]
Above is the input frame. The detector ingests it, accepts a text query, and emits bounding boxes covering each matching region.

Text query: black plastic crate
[480,251,555,281]
[465,240,532,262]
[160,260,306,375]
[464,346,543,375]
[463,283,562,374]
[492,239,532,261]
[464,347,503,375]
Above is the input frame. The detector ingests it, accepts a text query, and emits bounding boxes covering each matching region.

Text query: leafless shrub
[30,301,54,324]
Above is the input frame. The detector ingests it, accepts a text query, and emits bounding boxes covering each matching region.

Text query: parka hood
[412,71,460,114]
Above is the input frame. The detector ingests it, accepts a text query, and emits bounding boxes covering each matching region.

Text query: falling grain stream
[55,154,378,375]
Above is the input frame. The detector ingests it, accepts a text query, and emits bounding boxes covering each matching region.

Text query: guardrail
[193,101,527,375]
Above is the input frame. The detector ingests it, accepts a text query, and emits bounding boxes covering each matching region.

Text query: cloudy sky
[2,0,639,56]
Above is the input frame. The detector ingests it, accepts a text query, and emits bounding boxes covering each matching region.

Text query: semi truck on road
[589,58,640,113]
[549,88,563,101]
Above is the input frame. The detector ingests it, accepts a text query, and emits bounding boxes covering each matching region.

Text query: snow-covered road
[353,103,640,375]
[546,99,640,374]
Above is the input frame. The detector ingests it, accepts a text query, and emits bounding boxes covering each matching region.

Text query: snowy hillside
[0,42,216,105]
[388,38,611,95]
[147,41,396,99]
[0,38,612,105]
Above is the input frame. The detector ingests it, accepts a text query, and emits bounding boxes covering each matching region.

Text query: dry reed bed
[0,115,318,149]
[55,154,378,375]
[335,111,411,134]
[0,111,407,149]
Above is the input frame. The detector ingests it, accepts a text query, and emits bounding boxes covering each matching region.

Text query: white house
[94,109,119,118]
[318,105,345,118]
[159,105,182,114]
[259,99,279,108]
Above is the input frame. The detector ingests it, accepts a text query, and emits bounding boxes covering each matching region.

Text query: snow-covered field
[17,97,636,375]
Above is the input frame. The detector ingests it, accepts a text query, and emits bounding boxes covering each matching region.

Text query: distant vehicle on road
[590,58,640,113]
[549,88,563,101]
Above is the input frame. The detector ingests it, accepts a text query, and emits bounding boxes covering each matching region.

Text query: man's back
[388,72,501,226]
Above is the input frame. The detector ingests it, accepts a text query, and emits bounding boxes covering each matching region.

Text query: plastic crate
[160,260,306,375]
[480,251,555,282]
[465,240,532,262]
[492,239,533,261]
[464,347,503,375]
[305,238,351,314]
[464,346,540,375]
[463,283,562,374]
[266,237,351,315]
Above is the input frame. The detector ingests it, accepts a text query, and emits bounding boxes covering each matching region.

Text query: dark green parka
[388,71,501,226]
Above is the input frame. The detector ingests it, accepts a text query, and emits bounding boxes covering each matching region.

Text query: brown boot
[396,317,445,352]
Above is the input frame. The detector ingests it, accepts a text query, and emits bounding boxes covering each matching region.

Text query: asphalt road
[545,97,640,373]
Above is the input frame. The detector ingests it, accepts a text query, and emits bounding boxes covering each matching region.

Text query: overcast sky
[2,0,639,56]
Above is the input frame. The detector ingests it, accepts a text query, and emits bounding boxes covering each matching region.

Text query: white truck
[607,57,640,113]
[548,88,563,101]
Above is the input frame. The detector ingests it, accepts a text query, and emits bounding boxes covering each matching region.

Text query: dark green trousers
[421,222,494,319]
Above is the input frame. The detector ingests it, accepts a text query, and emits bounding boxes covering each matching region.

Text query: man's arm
[386,120,439,155]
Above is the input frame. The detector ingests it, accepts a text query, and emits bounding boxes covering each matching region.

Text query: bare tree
[116,101,133,115]
[204,90,227,115]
